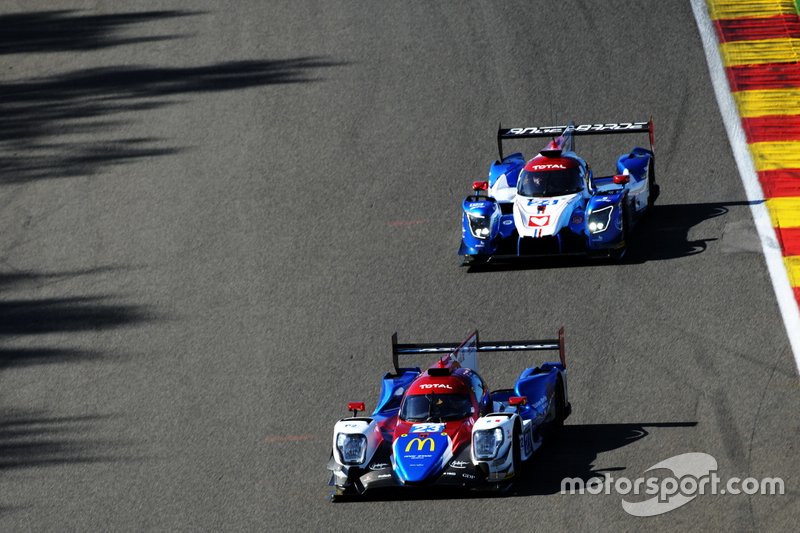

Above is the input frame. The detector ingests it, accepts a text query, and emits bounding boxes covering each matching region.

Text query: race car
[327,328,571,498]
[459,120,658,264]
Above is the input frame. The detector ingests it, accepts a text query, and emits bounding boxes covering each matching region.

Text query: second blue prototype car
[459,120,658,264]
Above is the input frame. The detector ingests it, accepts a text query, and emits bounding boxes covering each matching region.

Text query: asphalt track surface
[0,1,797,531]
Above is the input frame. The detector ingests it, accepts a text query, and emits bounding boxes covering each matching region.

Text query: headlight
[587,206,613,234]
[336,433,367,465]
[466,213,492,239]
[473,428,504,460]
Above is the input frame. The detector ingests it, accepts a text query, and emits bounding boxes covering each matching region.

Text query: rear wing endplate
[391,327,566,374]
[497,119,654,160]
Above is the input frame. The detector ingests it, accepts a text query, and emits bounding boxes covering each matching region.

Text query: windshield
[399,394,473,422]
[517,168,583,197]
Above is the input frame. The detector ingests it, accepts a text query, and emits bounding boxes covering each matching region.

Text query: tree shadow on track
[0,10,199,55]
[331,421,697,502]
[0,295,151,335]
[0,58,342,183]
[464,201,746,273]
[0,268,153,511]
[0,9,344,183]
[0,410,127,471]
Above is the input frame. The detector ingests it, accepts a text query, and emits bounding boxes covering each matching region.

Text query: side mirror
[472,180,489,193]
[348,402,366,416]
[508,396,527,411]
[613,174,629,185]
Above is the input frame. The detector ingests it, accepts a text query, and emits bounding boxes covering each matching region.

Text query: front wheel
[511,422,522,479]
[610,204,630,261]
[462,254,488,266]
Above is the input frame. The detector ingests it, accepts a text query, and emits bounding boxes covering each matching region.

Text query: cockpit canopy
[399,393,473,422]
[517,157,585,197]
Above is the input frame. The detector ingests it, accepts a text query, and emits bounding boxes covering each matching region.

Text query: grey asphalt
[0,1,797,531]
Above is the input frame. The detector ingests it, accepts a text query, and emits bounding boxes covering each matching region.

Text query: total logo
[529,163,566,170]
[419,384,453,390]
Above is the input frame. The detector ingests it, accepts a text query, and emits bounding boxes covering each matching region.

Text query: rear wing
[496,119,654,160]
[391,327,566,374]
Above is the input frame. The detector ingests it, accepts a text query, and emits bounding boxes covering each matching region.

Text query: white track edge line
[691,0,800,374]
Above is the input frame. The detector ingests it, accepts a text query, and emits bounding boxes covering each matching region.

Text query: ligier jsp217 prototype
[327,329,571,498]
[459,121,658,264]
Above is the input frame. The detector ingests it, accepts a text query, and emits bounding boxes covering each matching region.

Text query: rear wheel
[551,377,566,433]
[647,159,659,208]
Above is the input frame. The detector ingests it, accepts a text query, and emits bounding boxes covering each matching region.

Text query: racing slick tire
[462,254,488,267]
[551,376,567,434]
[499,421,523,493]
[512,420,523,479]
[647,159,659,209]
[609,203,630,262]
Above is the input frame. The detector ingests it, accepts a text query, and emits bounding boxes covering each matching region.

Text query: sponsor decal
[507,123,645,136]
[462,473,476,480]
[377,473,393,479]
[411,423,445,434]
[369,462,389,470]
[405,437,436,452]
[527,198,559,206]
[531,397,548,410]
[443,471,456,477]
[343,423,360,428]
[450,460,469,469]
[502,219,513,225]
[571,215,583,225]
[529,163,566,170]
[522,428,534,457]
[508,127,565,136]
[528,215,550,227]
[468,202,486,208]
[418,383,453,390]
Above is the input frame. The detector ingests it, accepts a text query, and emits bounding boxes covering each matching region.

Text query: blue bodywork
[488,152,525,189]
[459,126,656,262]
[393,431,451,483]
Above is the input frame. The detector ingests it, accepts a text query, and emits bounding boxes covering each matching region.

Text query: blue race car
[459,120,658,264]
[327,328,570,498]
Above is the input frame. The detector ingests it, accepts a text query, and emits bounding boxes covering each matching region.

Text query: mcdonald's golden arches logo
[405,437,435,452]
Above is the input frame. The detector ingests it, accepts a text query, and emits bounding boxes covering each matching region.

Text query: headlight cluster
[473,428,504,460]
[467,213,492,239]
[587,206,613,234]
[336,433,367,465]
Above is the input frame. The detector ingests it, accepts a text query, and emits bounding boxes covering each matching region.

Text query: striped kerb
[708,0,800,306]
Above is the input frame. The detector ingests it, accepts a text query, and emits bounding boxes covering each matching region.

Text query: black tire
[647,159,658,208]
[463,254,488,266]
[551,377,566,433]
[512,421,522,479]
[609,203,629,261]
